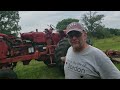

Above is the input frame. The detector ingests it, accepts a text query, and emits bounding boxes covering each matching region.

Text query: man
[64,22,120,79]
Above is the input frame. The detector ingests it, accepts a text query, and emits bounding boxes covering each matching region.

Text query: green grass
[93,36,120,51]
[14,36,120,79]
[14,60,64,79]
[114,63,120,70]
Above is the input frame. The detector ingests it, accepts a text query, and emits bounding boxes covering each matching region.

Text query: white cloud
[98,11,120,29]
[18,11,120,33]
[19,11,67,33]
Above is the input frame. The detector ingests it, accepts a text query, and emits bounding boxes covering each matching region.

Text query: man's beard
[73,46,81,52]
[72,40,83,52]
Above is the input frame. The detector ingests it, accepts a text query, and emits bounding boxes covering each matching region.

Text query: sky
[19,11,120,33]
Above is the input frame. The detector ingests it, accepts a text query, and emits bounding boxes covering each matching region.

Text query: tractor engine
[21,32,46,44]
[21,32,47,53]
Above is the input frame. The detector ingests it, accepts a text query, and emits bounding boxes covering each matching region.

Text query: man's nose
[72,36,78,39]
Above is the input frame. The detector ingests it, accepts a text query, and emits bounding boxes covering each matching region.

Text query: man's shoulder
[68,46,72,51]
[89,46,105,55]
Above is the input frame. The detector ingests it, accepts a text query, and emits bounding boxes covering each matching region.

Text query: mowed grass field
[93,36,120,51]
[14,36,120,79]
[14,61,64,79]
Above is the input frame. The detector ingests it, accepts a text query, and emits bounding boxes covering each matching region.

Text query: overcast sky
[19,11,120,33]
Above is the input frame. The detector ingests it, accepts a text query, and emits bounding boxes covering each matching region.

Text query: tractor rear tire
[0,69,18,79]
[55,38,71,72]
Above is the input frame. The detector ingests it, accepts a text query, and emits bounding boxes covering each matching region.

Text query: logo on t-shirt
[66,60,87,74]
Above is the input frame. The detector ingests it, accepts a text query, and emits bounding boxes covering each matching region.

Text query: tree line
[0,11,120,39]
[56,11,120,39]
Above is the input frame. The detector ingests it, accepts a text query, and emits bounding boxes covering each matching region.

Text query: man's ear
[83,32,87,37]
[83,32,87,40]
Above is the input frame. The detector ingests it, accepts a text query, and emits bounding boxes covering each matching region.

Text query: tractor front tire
[0,69,18,79]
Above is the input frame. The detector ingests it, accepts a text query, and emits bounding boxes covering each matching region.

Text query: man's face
[67,31,87,52]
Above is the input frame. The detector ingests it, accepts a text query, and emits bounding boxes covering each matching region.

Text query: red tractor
[0,26,68,79]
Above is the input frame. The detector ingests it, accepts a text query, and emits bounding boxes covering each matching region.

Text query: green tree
[56,18,79,32]
[106,28,120,36]
[81,11,113,39]
[0,11,21,36]
[82,11,105,33]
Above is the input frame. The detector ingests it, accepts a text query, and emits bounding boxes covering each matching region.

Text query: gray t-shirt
[64,45,120,79]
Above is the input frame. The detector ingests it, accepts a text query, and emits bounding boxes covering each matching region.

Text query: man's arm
[96,52,120,79]
[60,56,66,63]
